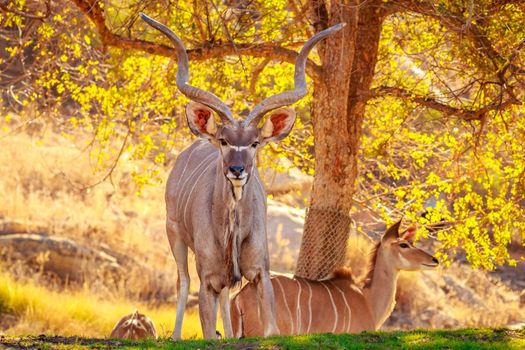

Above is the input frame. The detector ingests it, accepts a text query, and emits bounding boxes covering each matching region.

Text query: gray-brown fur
[166,139,268,288]
[139,13,345,340]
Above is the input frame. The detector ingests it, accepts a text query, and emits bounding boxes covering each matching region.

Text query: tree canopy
[1,0,524,270]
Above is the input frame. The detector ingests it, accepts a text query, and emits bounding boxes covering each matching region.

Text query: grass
[1,328,524,349]
[0,269,214,339]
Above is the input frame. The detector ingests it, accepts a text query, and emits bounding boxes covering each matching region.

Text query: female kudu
[110,310,157,340]
[230,221,439,336]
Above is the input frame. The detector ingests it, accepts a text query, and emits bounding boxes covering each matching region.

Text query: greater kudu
[110,310,157,340]
[230,222,439,336]
[140,13,345,339]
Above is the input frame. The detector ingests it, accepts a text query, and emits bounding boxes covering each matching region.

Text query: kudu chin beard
[225,166,250,200]
[228,176,248,201]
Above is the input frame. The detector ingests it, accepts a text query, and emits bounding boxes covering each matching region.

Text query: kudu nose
[229,166,244,177]
[432,257,439,265]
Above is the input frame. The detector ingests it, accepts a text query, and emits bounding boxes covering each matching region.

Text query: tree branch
[248,58,271,99]
[0,0,51,20]
[70,0,323,80]
[388,0,522,72]
[368,86,521,121]
[288,0,315,37]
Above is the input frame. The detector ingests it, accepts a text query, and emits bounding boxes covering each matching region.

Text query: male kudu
[230,221,439,336]
[140,13,345,339]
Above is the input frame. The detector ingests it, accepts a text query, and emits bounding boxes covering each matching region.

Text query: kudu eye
[251,141,259,148]
[219,139,228,146]
[399,243,410,249]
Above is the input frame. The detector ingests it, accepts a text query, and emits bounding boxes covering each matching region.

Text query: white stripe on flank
[295,279,303,334]
[320,282,338,333]
[176,151,216,214]
[176,152,216,215]
[254,175,265,195]
[173,142,207,211]
[306,281,313,333]
[274,277,294,335]
[328,281,351,333]
[183,160,216,228]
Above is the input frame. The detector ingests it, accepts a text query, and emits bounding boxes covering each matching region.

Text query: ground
[1,329,524,349]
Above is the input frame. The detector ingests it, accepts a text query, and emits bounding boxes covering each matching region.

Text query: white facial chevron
[228,145,251,151]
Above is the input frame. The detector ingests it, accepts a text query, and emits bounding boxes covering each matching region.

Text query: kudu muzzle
[227,165,246,180]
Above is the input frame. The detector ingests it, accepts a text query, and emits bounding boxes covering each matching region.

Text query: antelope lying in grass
[230,221,439,336]
[110,310,157,340]
[139,14,345,339]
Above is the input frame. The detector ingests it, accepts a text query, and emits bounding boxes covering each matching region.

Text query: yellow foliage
[2,0,524,270]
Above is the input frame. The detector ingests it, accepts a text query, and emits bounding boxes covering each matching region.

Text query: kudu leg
[198,281,220,339]
[170,236,190,340]
[255,271,279,336]
[219,287,233,338]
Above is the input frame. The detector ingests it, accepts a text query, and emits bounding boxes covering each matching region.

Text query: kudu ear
[186,102,218,138]
[401,224,417,241]
[382,220,402,242]
[260,108,296,144]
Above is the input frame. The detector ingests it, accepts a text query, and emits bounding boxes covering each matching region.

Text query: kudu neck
[362,247,399,330]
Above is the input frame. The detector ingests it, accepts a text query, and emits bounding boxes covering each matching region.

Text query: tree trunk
[295,2,387,280]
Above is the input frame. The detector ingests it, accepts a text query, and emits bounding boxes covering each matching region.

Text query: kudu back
[140,14,345,339]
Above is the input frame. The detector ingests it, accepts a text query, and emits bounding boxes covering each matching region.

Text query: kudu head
[380,221,439,271]
[110,310,157,340]
[140,13,345,199]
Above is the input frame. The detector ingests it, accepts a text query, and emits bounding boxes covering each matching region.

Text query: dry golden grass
[0,131,170,267]
[0,128,203,292]
[0,267,214,338]
[0,126,204,336]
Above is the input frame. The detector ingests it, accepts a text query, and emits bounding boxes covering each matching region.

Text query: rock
[507,322,525,330]
[266,199,305,270]
[0,233,176,302]
[443,275,483,306]
[0,220,48,236]
[187,293,199,308]
[0,313,17,331]
[259,159,312,201]
[0,233,121,281]
[430,309,460,329]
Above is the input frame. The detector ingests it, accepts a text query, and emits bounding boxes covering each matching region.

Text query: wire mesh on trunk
[294,206,352,280]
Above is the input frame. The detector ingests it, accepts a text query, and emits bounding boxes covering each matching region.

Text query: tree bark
[295,1,387,280]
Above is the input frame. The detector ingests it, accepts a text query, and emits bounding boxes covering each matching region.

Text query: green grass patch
[1,328,524,349]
